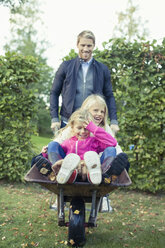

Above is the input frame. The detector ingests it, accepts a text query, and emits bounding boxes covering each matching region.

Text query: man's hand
[51,122,61,134]
[110,124,120,136]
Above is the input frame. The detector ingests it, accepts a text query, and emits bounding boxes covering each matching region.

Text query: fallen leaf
[74,210,80,214]
[21,243,28,248]
[0,223,6,226]
[12,227,19,230]
[69,239,75,245]
[40,229,47,232]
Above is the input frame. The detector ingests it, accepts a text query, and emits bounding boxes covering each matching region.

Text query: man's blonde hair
[77,30,95,45]
[81,94,108,128]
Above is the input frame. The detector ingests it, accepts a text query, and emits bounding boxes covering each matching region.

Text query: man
[50,30,119,134]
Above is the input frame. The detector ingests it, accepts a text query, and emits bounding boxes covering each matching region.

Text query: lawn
[0,182,164,248]
[0,136,164,247]
[31,135,53,154]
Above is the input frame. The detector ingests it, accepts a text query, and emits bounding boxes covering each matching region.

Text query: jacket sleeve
[50,61,67,120]
[103,65,118,124]
[86,122,117,147]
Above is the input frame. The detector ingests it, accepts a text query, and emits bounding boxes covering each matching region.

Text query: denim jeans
[100,147,116,164]
[48,141,66,159]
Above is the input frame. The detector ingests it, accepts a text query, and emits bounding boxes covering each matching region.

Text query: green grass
[6,135,163,247]
[31,135,53,154]
[0,182,164,248]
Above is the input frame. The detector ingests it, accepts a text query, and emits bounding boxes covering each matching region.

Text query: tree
[0,0,26,9]
[113,0,149,41]
[4,0,54,135]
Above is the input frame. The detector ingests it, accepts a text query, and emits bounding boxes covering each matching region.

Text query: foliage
[37,99,52,137]
[62,49,77,61]
[0,0,26,9]
[4,0,54,103]
[113,0,149,41]
[0,52,41,181]
[3,0,54,135]
[94,38,165,193]
[64,38,165,193]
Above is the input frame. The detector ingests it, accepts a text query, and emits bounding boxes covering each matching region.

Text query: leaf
[69,239,75,245]
[40,229,47,232]
[74,210,80,214]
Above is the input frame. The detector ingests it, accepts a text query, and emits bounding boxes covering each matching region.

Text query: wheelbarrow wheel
[68,197,86,247]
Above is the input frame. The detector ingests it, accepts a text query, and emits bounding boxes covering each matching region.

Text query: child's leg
[48,141,66,164]
[100,147,116,164]
[56,153,80,184]
[84,151,102,185]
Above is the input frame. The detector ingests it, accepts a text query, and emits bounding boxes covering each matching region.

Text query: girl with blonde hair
[51,108,117,184]
[32,95,128,184]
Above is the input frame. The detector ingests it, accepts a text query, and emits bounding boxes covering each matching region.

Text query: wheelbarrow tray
[24,164,132,200]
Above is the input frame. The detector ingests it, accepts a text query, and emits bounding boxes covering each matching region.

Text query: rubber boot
[102,153,128,178]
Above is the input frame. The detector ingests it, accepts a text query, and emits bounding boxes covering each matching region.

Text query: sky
[0,0,165,70]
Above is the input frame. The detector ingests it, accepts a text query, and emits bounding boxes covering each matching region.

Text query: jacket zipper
[75,141,78,154]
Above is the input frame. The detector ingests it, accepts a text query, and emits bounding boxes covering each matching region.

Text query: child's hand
[41,146,48,153]
[83,120,90,128]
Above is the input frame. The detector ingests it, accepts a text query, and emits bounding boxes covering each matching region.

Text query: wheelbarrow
[24,164,132,247]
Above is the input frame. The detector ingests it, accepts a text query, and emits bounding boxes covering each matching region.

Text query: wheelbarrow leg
[57,188,65,226]
[88,190,101,227]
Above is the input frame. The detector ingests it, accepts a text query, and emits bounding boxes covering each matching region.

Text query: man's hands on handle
[51,122,61,134]
[110,124,120,136]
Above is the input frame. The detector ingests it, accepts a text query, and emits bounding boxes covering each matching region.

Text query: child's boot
[84,151,102,185]
[57,153,80,184]
[35,156,52,176]
[102,153,128,180]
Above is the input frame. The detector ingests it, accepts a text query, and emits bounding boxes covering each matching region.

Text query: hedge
[0,52,40,181]
[94,38,165,192]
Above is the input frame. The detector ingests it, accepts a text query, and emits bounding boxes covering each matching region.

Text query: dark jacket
[50,56,118,124]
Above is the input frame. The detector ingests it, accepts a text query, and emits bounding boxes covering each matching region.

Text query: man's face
[77,38,95,61]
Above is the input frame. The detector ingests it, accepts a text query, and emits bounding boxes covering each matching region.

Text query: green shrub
[94,38,165,192]
[0,52,40,181]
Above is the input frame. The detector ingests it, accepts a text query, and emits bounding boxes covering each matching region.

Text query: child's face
[88,103,105,126]
[72,121,90,140]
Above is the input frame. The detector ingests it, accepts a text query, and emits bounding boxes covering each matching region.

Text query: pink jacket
[61,122,117,160]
